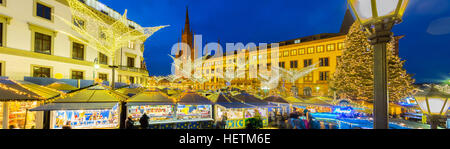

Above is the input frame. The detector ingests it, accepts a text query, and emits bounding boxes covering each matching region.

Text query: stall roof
[46,85,126,103]
[178,92,213,105]
[284,96,305,104]
[30,102,118,111]
[233,93,273,107]
[30,85,126,111]
[17,80,61,99]
[46,82,78,91]
[115,87,146,97]
[126,89,176,106]
[264,96,289,104]
[0,79,47,101]
[298,97,332,106]
[213,93,254,109]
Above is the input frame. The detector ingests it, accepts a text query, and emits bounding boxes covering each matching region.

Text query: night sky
[98,0,450,83]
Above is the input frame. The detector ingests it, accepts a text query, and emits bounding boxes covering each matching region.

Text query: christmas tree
[330,22,415,102]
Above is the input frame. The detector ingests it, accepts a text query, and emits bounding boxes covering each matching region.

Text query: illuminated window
[72,42,85,60]
[327,44,335,51]
[290,49,297,56]
[316,45,324,53]
[33,66,51,78]
[34,32,51,55]
[304,73,313,82]
[299,48,305,55]
[99,52,108,65]
[128,41,134,49]
[307,47,314,54]
[71,70,84,79]
[36,2,52,20]
[319,71,329,81]
[319,58,329,67]
[283,51,289,57]
[337,42,344,50]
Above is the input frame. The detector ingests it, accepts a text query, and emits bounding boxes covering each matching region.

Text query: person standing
[139,113,149,129]
[125,116,135,129]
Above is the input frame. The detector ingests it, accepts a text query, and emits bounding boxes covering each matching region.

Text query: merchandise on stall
[176,104,211,120]
[51,104,119,129]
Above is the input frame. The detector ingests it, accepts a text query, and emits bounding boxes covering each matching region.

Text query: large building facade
[0,0,149,86]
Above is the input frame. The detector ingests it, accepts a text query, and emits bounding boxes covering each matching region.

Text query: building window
[127,57,135,67]
[304,73,313,82]
[299,48,305,55]
[98,73,108,82]
[36,2,52,20]
[0,62,3,76]
[128,41,134,49]
[0,22,3,47]
[99,52,108,65]
[283,51,289,57]
[73,17,85,29]
[290,60,298,69]
[319,58,329,67]
[319,71,329,81]
[34,32,52,55]
[33,66,51,78]
[0,0,3,5]
[316,45,324,53]
[71,70,84,80]
[279,62,285,68]
[327,44,335,51]
[304,59,312,67]
[99,30,106,39]
[72,42,84,60]
[337,42,344,50]
[290,49,297,56]
[307,47,314,54]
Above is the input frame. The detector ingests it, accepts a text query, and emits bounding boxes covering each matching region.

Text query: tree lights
[348,0,410,129]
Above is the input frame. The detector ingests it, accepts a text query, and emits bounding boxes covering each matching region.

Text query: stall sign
[226,119,245,129]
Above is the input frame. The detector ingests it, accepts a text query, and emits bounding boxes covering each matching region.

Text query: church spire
[184,6,190,33]
[340,8,355,34]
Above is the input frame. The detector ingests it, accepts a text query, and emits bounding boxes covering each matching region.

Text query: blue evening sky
[98,0,450,83]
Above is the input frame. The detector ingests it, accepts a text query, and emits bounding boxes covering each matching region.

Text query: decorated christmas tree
[330,22,415,102]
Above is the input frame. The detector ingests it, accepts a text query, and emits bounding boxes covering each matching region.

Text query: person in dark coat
[139,113,149,129]
[125,116,134,129]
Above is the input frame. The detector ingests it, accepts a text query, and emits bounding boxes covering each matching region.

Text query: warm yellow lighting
[55,73,64,79]
[348,0,409,26]
[55,0,168,61]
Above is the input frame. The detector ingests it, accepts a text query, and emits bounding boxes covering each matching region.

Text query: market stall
[115,86,146,97]
[297,97,333,113]
[30,85,127,129]
[175,92,213,129]
[209,92,255,129]
[46,82,79,93]
[232,92,272,127]
[126,89,177,129]
[0,79,60,129]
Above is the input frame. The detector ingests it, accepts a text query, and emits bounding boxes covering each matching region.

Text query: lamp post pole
[369,22,394,129]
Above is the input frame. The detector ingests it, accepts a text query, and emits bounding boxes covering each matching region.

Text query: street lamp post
[415,85,450,129]
[348,0,409,129]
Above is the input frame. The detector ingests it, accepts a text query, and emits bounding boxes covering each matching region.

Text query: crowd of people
[268,107,321,129]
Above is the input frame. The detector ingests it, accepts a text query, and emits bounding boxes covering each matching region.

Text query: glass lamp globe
[415,86,450,116]
[348,0,409,26]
